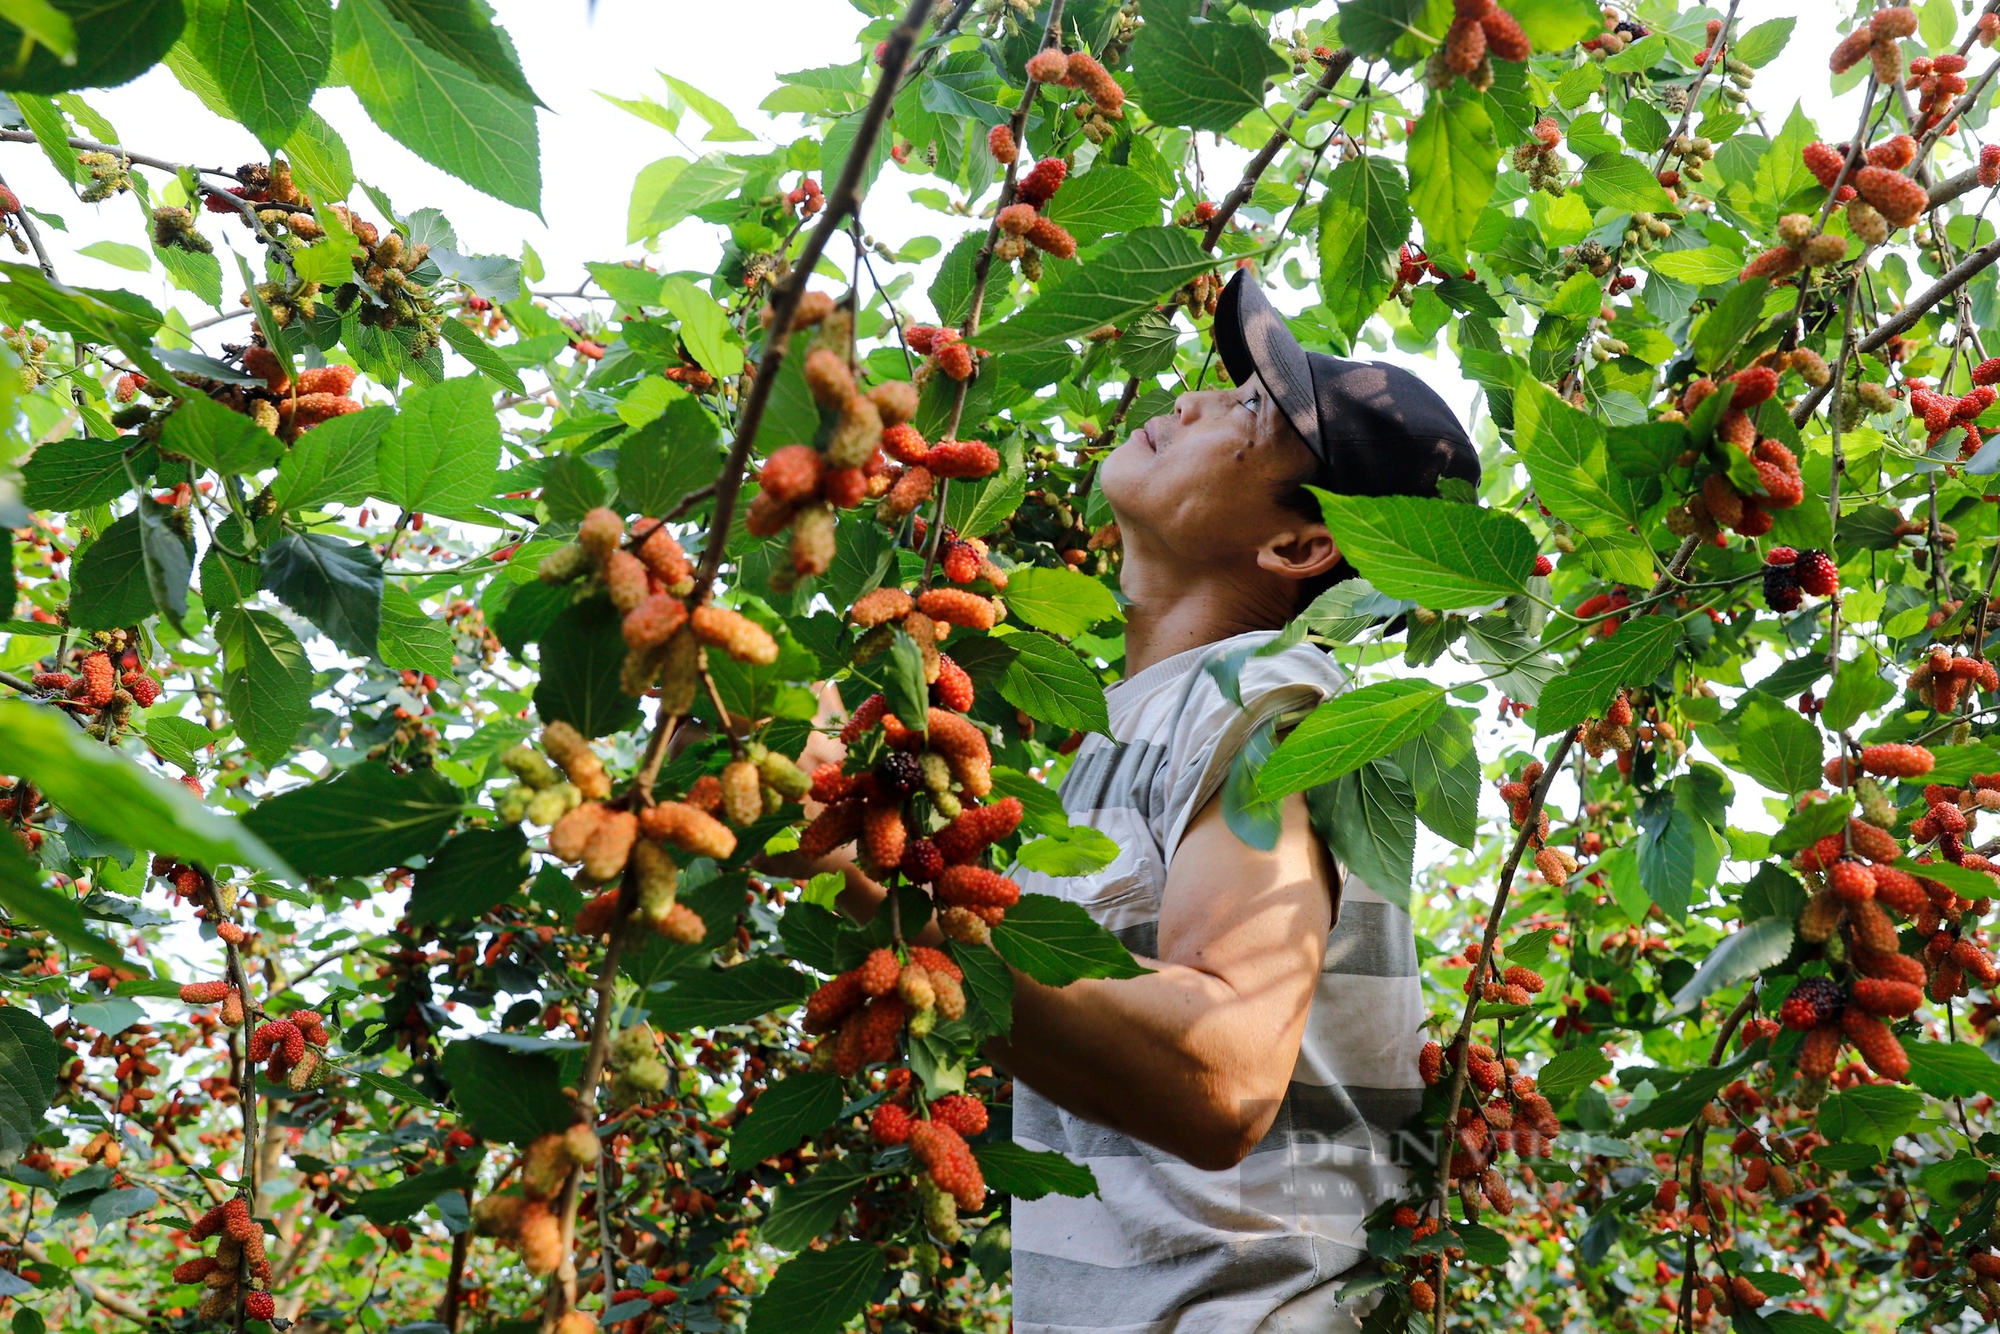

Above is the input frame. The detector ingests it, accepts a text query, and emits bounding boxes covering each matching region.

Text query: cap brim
[1213,269,1323,463]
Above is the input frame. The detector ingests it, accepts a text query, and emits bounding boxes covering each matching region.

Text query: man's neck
[1119,558,1295,676]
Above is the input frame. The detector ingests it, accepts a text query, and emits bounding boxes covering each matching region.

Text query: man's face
[1099,374,1325,564]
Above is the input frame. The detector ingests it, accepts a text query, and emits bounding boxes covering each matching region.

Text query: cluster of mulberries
[250,1010,332,1090]
[1907,51,1972,135]
[1907,380,1995,459]
[783,175,824,218]
[1418,1036,1562,1174]
[1760,545,1838,613]
[1024,47,1123,144]
[1668,372,1804,539]
[1427,0,1530,92]
[470,1125,599,1275]
[178,1197,275,1320]
[608,1022,670,1108]
[1907,646,2000,713]
[807,945,968,1068]
[1509,117,1569,197]
[112,342,362,446]
[1740,210,1850,282]
[1829,6,1918,85]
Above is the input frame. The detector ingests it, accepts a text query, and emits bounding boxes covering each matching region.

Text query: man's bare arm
[986,789,1332,1171]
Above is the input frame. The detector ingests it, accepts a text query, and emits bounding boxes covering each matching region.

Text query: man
[805,268,1480,1332]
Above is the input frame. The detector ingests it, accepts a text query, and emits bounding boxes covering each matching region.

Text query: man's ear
[1255,523,1341,582]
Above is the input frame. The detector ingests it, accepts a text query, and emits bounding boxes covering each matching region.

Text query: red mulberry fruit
[1780,976,1845,1031]
[909,1118,986,1210]
[1025,216,1076,259]
[917,587,1000,630]
[872,1101,914,1145]
[988,124,1018,165]
[1763,564,1802,612]
[1444,16,1486,73]
[936,864,1021,909]
[759,445,824,504]
[623,593,689,651]
[933,655,974,711]
[1841,1008,1909,1080]
[932,1093,988,1137]
[691,604,778,665]
[179,980,231,1004]
[1802,141,1846,189]
[925,439,1001,479]
[79,651,115,706]
[1861,743,1934,778]
[936,342,974,380]
[1855,166,1928,228]
[805,970,865,1034]
[1852,977,1922,1016]
[901,838,944,884]
[121,671,161,706]
[1481,7,1530,61]
[1016,157,1067,207]
[245,1292,275,1321]
[1866,134,1917,170]
[1829,859,1876,902]
[1419,1040,1444,1084]
[1794,549,1837,596]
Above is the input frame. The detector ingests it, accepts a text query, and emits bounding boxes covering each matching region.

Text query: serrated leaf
[0,1007,59,1156]
[728,1072,843,1169]
[1397,706,1480,848]
[1000,566,1120,638]
[1312,491,1535,607]
[649,958,815,1029]
[979,227,1214,353]
[993,630,1110,737]
[973,1142,1097,1200]
[271,403,391,511]
[333,0,540,212]
[1735,694,1824,796]
[1533,617,1682,735]
[1818,1084,1923,1147]
[187,0,332,149]
[747,1240,881,1332]
[344,1162,472,1226]
[438,1037,571,1145]
[377,0,541,105]
[1257,681,1446,799]
[376,375,502,521]
[1532,1046,1611,1107]
[1317,154,1411,346]
[408,825,528,925]
[532,596,645,740]
[992,894,1149,987]
[1044,165,1162,245]
[1130,0,1285,133]
[1407,90,1495,270]
[1669,916,1793,1014]
[1905,1042,2000,1100]
[0,0,183,93]
[761,1157,872,1253]
[68,501,194,631]
[243,763,462,877]
[260,531,383,658]
[0,836,125,966]
[1313,759,1417,905]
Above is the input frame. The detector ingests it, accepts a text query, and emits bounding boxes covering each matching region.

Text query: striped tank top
[1009,630,1424,1334]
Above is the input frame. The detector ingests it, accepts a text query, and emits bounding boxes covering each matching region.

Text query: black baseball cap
[1212,268,1480,498]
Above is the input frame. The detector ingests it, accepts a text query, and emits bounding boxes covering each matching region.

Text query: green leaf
[1013,825,1120,876]
[1818,1084,1923,1147]
[1735,694,1824,796]
[216,605,313,763]
[979,226,1214,353]
[747,1240,881,1332]
[271,403,391,511]
[1407,91,1496,271]
[1534,1046,1611,1106]
[1636,792,1698,919]
[1668,916,1793,1014]
[438,1037,572,1145]
[761,1157,872,1252]
[539,453,605,524]
[650,958,815,1029]
[377,0,541,106]
[0,1007,60,1156]
[973,1142,1098,1200]
[0,261,161,347]
[1691,276,1770,373]
[993,894,1149,987]
[1905,1041,2000,1100]
[0,699,285,874]
[1314,760,1417,904]
[186,0,331,149]
[1580,151,1674,213]
[1732,16,1794,66]
[0,835,125,965]
[627,153,742,243]
[1821,646,1894,733]
[1220,715,1283,852]
[952,939,1012,1034]
[285,106,353,200]
[1317,154,1411,346]
[68,500,193,631]
[22,434,156,510]
[164,391,284,476]
[1506,0,1601,49]
[0,0,184,93]
[615,393,721,518]
[1257,681,1445,799]
[1130,0,1285,133]
[994,630,1110,737]
[1000,566,1120,638]
[1533,617,1681,735]
[1512,377,1634,537]
[260,531,383,658]
[243,763,463,877]
[532,596,645,739]
[377,583,458,675]
[0,0,72,59]
[1890,855,2000,903]
[142,715,214,774]
[376,375,502,521]
[344,1163,472,1226]
[728,1072,843,1169]
[438,316,525,392]
[75,239,149,272]
[333,0,540,212]
[1646,247,1741,285]
[1044,165,1162,246]
[1312,492,1535,607]
[658,275,743,379]
[1397,706,1480,848]
[408,825,528,925]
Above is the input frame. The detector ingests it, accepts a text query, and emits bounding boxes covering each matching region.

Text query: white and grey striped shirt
[1010,630,1424,1334]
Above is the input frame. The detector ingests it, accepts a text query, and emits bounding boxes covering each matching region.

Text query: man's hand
[988,787,1333,1170]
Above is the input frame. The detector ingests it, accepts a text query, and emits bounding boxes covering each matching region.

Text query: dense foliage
[16,0,2000,1332]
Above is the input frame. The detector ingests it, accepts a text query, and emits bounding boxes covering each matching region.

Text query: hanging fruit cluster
[1427,0,1531,91]
[470,1125,601,1276]
[174,1198,275,1321]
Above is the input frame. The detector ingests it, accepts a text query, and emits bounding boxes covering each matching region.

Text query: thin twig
[1674,988,1760,1334]
[1201,49,1356,250]
[690,0,933,603]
